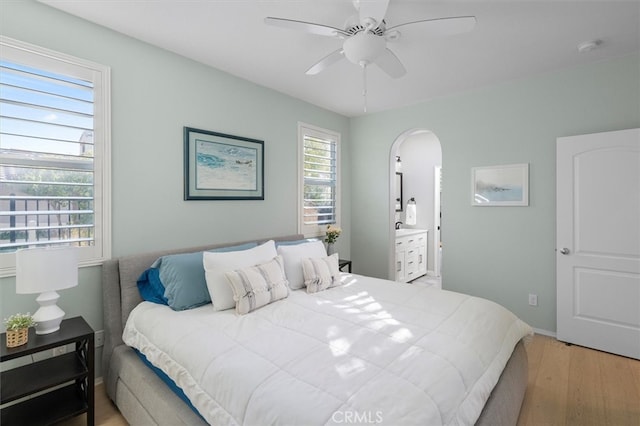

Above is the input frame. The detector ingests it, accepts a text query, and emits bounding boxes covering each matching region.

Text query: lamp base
[32,291,65,334]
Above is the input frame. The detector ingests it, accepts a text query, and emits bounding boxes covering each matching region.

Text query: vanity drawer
[396,234,425,249]
[395,235,418,248]
[412,233,427,248]
[405,250,419,275]
[395,236,409,249]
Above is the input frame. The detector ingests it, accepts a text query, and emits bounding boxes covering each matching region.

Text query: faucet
[395,221,403,230]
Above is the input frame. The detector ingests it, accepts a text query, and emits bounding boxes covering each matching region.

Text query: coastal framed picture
[184,127,264,200]
[471,163,529,206]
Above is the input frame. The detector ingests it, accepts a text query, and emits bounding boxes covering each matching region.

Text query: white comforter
[123,274,532,426]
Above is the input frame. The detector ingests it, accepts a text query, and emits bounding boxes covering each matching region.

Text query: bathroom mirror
[395,172,403,212]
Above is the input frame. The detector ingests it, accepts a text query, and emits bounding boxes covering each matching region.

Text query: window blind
[0,60,95,250]
[302,133,337,227]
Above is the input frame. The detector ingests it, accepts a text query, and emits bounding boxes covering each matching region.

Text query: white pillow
[277,240,327,289]
[225,255,289,315]
[302,253,341,293]
[204,240,277,311]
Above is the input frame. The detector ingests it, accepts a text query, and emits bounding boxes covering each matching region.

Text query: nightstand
[339,259,352,273]
[1,316,95,426]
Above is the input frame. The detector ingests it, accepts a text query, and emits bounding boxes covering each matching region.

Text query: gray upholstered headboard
[101,234,304,383]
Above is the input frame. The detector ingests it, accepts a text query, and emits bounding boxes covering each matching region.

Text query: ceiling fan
[264,0,476,79]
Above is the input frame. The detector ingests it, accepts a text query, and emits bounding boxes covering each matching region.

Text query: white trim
[532,328,557,338]
[0,36,112,277]
[433,166,441,277]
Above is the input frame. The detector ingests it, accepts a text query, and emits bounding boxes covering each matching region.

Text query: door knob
[560,248,570,255]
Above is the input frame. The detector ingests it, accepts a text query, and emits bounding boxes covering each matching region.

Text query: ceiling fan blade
[264,17,349,37]
[374,48,406,78]
[357,0,389,27]
[387,16,476,36]
[306,49,345,75]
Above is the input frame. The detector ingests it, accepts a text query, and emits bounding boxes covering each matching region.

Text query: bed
[102,235,532,425]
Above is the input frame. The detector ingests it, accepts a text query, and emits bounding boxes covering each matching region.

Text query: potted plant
[4,313,36,348]
[324,225,342,255]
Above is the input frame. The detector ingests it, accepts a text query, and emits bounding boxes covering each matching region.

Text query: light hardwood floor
[58,334,640,426]
[517,334,640,426]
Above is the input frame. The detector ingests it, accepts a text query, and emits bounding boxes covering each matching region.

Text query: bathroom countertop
[395,228,428,237]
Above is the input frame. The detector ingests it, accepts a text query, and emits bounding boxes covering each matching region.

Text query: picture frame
[184,127,264,200]
[471,163,529,206]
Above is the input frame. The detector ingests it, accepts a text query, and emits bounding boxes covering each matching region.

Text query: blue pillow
[137,242,258,310]
[137,268,169,305]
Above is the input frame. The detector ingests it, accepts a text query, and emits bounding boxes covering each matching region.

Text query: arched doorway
[388,129,443,281]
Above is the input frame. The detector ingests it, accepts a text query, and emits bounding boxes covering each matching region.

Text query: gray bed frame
[102,234,528,425]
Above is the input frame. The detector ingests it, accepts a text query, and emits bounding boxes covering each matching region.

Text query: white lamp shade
[343,32,386,65]
[16,246,79,294]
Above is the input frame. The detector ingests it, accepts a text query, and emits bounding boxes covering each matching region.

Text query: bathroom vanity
[395,229,428,282]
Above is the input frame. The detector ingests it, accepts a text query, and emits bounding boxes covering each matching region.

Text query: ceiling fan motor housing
[344,14,386,36]
[343,32,386,65]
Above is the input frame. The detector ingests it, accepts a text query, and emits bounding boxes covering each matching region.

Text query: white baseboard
[532,327,557,338]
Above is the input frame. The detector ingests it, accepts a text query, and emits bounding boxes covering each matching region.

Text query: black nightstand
[1,316,95,426]
[339,259,352,273]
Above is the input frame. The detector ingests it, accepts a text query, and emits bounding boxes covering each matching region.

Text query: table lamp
[16,246,79,334]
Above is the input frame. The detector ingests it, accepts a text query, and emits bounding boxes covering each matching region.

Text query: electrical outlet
[95,330,105,347]
[52,345,67,356]
[528,294,538,306]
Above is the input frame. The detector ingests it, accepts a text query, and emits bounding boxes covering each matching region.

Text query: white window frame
[297,122,341,238]
[0,36,111,277]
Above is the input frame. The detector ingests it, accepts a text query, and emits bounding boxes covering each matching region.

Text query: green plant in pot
[4,313,36,348]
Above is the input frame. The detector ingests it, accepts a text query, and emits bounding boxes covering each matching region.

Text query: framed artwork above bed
[184,127,264,200]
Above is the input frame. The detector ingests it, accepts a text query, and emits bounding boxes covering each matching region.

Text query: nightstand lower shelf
[1,352,87,403]
[1,384,88,425]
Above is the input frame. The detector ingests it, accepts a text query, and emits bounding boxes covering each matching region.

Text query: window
[298,123,340,237]
[0,37,111,276]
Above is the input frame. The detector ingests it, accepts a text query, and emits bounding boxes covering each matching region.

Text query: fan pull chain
[362,63,368,113]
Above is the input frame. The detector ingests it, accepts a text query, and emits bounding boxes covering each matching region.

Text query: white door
[557,128,640,359]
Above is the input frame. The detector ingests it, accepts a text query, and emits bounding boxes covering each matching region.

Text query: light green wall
[2,0,638,344]
[350,53,640,332]
[0,0,351,372]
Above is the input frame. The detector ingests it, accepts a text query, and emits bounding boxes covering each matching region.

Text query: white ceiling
[39,0,640,117]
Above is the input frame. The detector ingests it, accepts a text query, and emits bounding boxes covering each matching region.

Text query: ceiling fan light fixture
[343,32,386,65]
